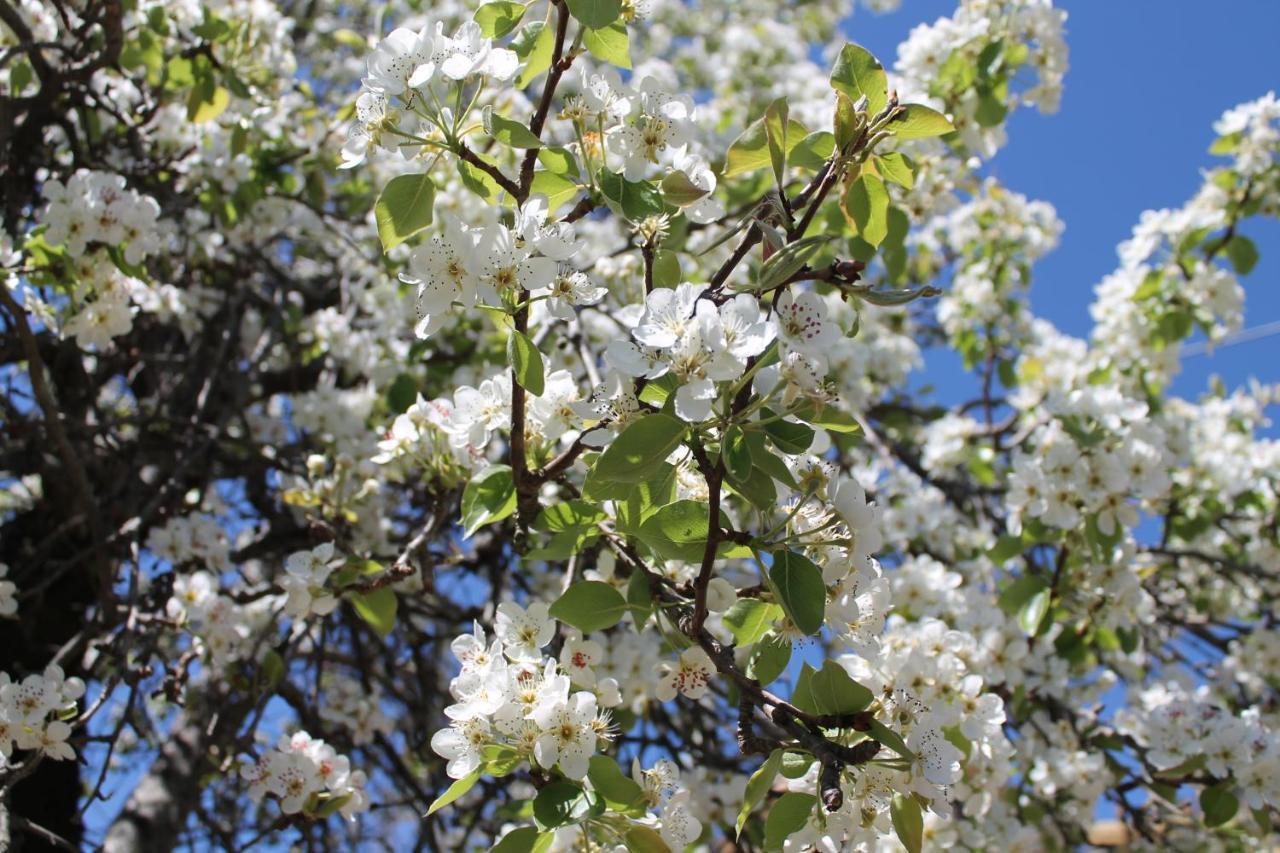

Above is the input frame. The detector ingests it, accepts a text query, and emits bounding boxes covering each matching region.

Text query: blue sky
[850,0,1280,411]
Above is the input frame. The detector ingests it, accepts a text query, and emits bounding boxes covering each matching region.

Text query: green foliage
[475,1,527,38]
[350,587,397,638]
[508,330,546,396]
[768,551,826,635]
[461,466,517,536]
[736,749,783,837]
[829,43,888,115]
[549,581,629,632]
[375,173,436,251]
[763,792,816,852]
[589,414,686,485]
[791,661,874,715]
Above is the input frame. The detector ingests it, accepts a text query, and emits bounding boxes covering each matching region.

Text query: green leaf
[867,719,913,759]
[351,587,397,638]
[538,147,581,179]
[566,0,621,29]
[458,157,503,200]
[587,756,647,816]
[724,599,783,645]
[485,107,543,148]
[427,767,482,815]
[491,826,553,853]
[484,744,525,777]
[187,84,230,124]
[508,330,546,396]
[890,104,955,140]
[723,426,754,480]
[768,551,826,635]
[791,660,873,715]
[761,410,814,455]
[874,152,914,189]
[1201,782,1239,827]
[843,173,889,247]
[989,535,1028,565]
[792,131,836,171]
[623,826,671,853]
[1018,587,1051,636]
[461,465,517,537]
[890,793,924,853]
[736,749,784,838]
[1225,234,1259,275]
[660,170,710,207]
[747,634,791,685]
[475,1,527,38]
[652,249,681,287]
[375,173,436,252]
[583,21,631,69]
[763,792,816,852]
[780,751,814,779]
[590,414,686,484]
[533,781,594,829]
[385,374,418,414]
[259,649,285,689]
[529,170,580,212]
[536,500,606,532]
[598,169,666,221]
[549,581,629,632]
[764,97,790,190]
[798,404,862,434]
[516,21,555,88]
[830,43,888,115]
[636,499,719,562]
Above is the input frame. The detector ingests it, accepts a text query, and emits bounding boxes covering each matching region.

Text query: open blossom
[434,21,517,82]
[530,690,599,780]
[280,543,341,618]
[654,646,715,702]
[362,27,435,94]
[494,602,555,662]
[609,77,696,180]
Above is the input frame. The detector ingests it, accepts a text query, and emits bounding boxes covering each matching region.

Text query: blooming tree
[1,0,1278,849]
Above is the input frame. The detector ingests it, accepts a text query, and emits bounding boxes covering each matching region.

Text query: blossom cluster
[242,731,369,820]
[0,665,84,765]
[430,604,614,781]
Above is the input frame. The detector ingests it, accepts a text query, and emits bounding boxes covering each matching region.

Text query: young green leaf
[890,104,955,140]
[427,767,482,815]
[829,43,888,115]
[350,587,397,638]
[723,599,784,645]
[484,107,543,148]
[474,1,527,39]
[491,827,553,853]
[1201,782,1239,827]
[763,792,817,852]
[736,749,784,838]
[566,0,622,29]
[374,173,436,252]
[461,465,517,536]
[842,173,889,247]
[508,330,546,396]
[890,793,924,853]
[791,660,873,715]
[515,22,554,88]
[590,414,686,484]
[768,550,826,635]
[583,21,631,69]
[549,581,629,632]
[532,781,594,829]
